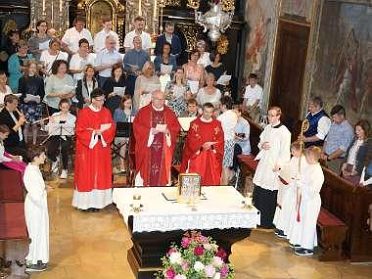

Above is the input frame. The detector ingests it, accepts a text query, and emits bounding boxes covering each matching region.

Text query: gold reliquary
[177,173,201,204]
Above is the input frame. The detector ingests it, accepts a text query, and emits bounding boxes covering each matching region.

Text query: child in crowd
[0,124,26,173]
[273,141,305,238]
[180,98,198,117]
[289,146,324,256]
[24,146,49,271]
[243,73,262,123]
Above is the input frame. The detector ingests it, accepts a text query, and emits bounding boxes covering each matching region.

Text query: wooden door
[270,19,310,132]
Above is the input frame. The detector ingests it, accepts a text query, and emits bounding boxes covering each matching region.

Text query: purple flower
[220,264,229,278]
[165,268,176,279]
[194,245,205,256]
[181,237,191,248]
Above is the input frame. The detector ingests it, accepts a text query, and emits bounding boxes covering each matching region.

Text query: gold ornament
[217,35,229,55]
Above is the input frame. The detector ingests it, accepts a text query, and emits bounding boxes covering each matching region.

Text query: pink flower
[194,245,205,256]
[181,237,191,248]
[216,248,227,261]
[165,268,176,279]
[167,247,177,256]
[181,261,189,271]
[220,264,229,278]
[174,275,187,279]
[204,265,216,277]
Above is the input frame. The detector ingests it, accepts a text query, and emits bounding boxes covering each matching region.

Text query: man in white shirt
[299,96,331,148]
[124,16,152,54]
[252,106,291,228]
[69,38,96,82]
[217,96,238,185]
[62,17,93,55]
[93,16,120,53]
[243,73,263,123]
[95,35,123,87]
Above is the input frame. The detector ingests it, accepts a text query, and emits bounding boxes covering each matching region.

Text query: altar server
[273,141,305,238]
[181,102,224,186]
[23,146,49,272]
[133,90,180,186]
[290,146,324,256]
[252,106,291,228]
[73,88,116,211]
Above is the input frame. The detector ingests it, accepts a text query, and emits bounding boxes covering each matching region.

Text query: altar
[113,186,260,279]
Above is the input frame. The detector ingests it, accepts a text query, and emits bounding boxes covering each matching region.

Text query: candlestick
[51,1,54,28]
[138,0,142,16]
[42,0,46,15]
[59,0,63,13]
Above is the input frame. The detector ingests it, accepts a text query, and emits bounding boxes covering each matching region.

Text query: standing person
[73,88,115,211]
[252,106,291,229]
[165,67,190,117]
[18,61,45,145]
[183,49,205,96]
[69,38,96,83]
[44,60,75,115]
[124,16,152,53]
[7,40,33,92]
[133,61,160,111]
[93,16,120,52]
[0,30,20,73]
[61,17,93,55]
[217,96,238,185]
[0,124,26,174]
[196,73,221,108]
[154,42,177,75]
[180,98,199,117]
[23,146,49,272]
[102,63,128,114]
[196,40,211,68]
[181,102,224,186]
[243,73,263,123]
[95,35,123,88]
[205,51,226,82]
[40,39,68,78]
[75,64,98,109]
[234,106,251,155]
[123,36,150,96]
[321,105,354,173]
[155,22,182,60]
[0,71,12,108]
[290,146,324,256]
[46,99,76,179]
[299,96,331,148]
[28,20,50,61]
[133,90,181,186]
[0,94,27,159]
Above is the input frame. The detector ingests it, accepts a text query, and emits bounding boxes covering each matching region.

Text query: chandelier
[188,0,235,42]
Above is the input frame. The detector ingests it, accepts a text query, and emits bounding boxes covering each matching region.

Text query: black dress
[102,76,128,114]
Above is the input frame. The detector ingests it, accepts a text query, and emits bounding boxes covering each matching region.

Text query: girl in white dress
[23,146,49,271]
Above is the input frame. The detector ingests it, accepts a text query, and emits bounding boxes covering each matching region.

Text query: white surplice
[23,164,49,264]
[253,124,291,191]
[288,163,324,250]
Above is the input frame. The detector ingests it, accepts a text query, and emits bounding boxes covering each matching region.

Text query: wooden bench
[237,154,258,194]
[317,208,348,261]
[0,168,29,277]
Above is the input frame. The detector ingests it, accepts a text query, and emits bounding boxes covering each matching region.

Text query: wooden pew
[0,168,29,277]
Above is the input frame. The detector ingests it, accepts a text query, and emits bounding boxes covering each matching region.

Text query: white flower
[194,261,205,272]
[211,244,219,251]
[169,252,183,265]
[203,243,213,250]
[204,265,216,277]
[212,256,223,268]
[174,275,187,279]
[213,272,221,279]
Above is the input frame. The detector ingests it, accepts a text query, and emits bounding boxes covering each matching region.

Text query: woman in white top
[341,120,370,184]
[0,71,12,108]
[217,96,238,185]
[40,39,68,78]
[165,68,191,116]
[133,61,160,111]
[196,40,211,68]
[23,146,49,272]
[182,49,205,95]
[46,99,76,179]
[196,73,221,108]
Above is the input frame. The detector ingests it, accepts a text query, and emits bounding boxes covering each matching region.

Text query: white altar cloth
[113,186,260,233]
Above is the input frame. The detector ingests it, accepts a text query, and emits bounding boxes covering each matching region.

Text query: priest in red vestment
[181,102,224,185]
[73,88,116,211]
[133,90,181,186]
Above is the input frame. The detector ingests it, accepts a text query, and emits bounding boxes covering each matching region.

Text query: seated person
[0,94,27,160]
[234,105,251,155]
[180,98,198,117]
[0,124,26,173]
[341,120,370,184]
[46,99,76,179]
[243,73,262,123]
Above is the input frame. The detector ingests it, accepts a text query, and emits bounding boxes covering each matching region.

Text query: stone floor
[31,177,372,279]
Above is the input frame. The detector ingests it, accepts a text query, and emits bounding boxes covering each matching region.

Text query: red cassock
[180,117,224,186]
[74,107,115,192]
[133,104,181,186]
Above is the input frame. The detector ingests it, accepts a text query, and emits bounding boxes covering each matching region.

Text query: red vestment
[74,107,115,192]
[133,104,180,186]
[181,117,224,186]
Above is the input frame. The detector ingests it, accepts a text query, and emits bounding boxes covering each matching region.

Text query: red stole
[181,117,224,186]
[133,104,180,186]
[74,107,115,192]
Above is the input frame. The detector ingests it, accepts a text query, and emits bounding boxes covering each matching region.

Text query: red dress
[181,117,224,186]
[74,107,115,193]
[133,104,180,186]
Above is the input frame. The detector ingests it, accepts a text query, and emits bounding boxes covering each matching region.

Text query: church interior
[0,0,371,278]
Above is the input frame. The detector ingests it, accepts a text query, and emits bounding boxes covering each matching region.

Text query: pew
[0,168,29,277]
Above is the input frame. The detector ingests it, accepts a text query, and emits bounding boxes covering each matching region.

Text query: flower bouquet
[155,231,235,279]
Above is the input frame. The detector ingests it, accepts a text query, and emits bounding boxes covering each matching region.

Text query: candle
[153,0,157,21]
[59,0,63,13]
[51,1,54,27]
[138,0,142,16]
[42,0,46,14]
